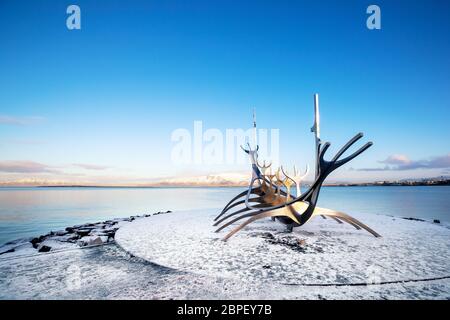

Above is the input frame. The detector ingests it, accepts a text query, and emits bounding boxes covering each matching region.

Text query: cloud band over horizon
[357,153,450,171]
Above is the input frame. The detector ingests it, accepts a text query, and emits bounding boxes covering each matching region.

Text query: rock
[30,237,40,248]
[103,226,119,233]
[433,219,441,224]
[30,235,47,248]
[90,230,108,236]
[81,225,98,230]
[0,248,15,255]
[76,229,92,237]
[38,245,51,253]
[65,234,80,242]
[402,217,425,222]
[262,265,271,269]
[54,230,68,236]
[77,236,104,247]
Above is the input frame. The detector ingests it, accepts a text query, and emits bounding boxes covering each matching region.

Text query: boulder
[65,234,80,242]
[433,219,441,224]
[54,230,69,236]
[30,237,40,248]
[38,245,51,253]
[30,235,47,248]
[76,229,92,237]
[77,236,105,247]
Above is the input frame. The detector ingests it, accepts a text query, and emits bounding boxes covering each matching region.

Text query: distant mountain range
[0,175,448,187]
[325,176,450,187]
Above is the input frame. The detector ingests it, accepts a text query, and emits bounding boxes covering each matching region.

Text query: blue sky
[0,0,449,184]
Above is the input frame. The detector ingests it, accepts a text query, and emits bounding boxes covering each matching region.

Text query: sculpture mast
[252,107,257,148]
[311,94,321,178]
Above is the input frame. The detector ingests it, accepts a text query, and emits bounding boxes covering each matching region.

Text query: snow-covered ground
[116,209,450,286]
[1,209,449,299]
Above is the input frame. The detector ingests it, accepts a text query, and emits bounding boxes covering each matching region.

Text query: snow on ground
[1,242,449,299]
[116,209,450,287]
[0,209,449,299]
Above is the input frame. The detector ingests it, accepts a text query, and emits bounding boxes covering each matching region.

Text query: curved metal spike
[301,164,310,179]
[275,167,285,184]
[256,159,272,170]
[331,132,363,162]
[214,196,265,221]
[214,202,274,227]
[221,206,303,241]
[240,144,249,153]
[280,166,294,183]
[334,142,373,168]
[214,210,262,233]
[291,164,310,197]
[215,187,262,221]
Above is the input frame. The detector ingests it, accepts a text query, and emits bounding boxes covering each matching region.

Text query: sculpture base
[115,209,450,286]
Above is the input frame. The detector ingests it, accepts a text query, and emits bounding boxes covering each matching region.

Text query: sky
[0,0,449,185]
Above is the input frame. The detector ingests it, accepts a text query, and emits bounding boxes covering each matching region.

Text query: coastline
[1,209,449,299]
[0,211,172,257]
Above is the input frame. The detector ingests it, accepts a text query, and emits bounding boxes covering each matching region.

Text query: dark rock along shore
[0,210,172,255]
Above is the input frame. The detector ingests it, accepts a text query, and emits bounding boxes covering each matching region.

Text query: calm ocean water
[0,186,448,245]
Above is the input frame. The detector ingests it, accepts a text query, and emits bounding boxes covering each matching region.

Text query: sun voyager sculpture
[214,94,381,240]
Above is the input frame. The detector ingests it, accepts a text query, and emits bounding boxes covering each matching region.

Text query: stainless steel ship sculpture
[214,94,381,240]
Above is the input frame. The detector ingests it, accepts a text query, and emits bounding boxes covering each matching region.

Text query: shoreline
[0,211,172,257]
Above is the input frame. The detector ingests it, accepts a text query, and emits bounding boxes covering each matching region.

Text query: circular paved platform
[116,209,450,285]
